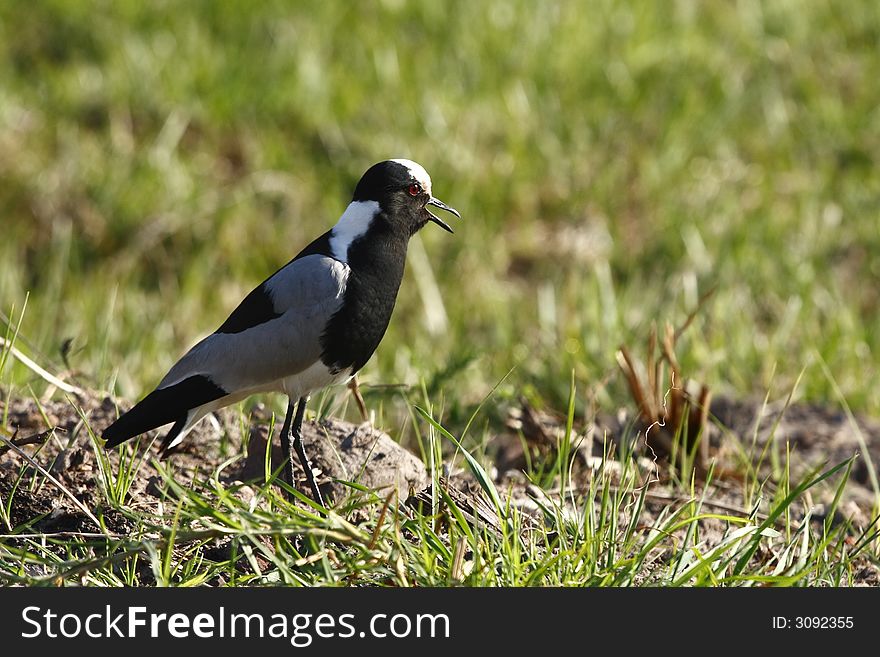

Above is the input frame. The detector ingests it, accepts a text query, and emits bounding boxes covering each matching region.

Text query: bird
[102,159,460,507]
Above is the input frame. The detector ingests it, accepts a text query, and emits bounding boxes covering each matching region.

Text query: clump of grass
[83,405,148,510]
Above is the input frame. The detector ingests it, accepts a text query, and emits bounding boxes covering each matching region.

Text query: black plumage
[103,375,227,449]
[216,283,281,334]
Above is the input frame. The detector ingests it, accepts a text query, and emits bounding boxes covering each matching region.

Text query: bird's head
[353,159,461,236]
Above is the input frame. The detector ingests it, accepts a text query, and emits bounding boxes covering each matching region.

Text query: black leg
[278,400,296,498]
[280,396,325,507]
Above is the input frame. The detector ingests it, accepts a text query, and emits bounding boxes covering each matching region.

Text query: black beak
[426,196,461,233]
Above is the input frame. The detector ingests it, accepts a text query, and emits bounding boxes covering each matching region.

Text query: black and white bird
[102,159,460,506]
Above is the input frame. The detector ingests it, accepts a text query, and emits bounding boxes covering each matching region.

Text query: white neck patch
[330,200,380,261]
[390,158,433,196]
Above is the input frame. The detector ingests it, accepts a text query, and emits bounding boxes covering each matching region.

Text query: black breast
[319,228,408,374]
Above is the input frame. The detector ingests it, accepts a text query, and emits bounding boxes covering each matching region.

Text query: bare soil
[1,391,878,585]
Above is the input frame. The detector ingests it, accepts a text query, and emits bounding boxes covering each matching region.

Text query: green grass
[1,1,879,586]
[0,403,871,587]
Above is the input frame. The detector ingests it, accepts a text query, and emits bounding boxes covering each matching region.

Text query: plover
[103,159,460,506]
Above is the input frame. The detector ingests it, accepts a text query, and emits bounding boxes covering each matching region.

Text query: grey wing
[157,254,350,393]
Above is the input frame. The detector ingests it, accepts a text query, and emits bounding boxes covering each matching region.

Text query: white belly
[280,360,354,401]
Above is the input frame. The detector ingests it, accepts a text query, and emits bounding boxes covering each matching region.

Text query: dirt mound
[0,395,426,535]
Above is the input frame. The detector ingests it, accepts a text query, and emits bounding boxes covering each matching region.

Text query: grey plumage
[160,255,349,393]
[105,254,352,452]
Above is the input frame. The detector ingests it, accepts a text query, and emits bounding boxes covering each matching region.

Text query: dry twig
[1,337,84,396]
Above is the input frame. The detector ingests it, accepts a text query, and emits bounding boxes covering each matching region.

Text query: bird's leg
[278,400,296,499]
[286,396,325,507]
[347,375,369,423]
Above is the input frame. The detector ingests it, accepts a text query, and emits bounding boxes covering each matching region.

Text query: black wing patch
[216,231,335,335]
[292,229,334,261]
[216,283,281,334]
[103,375,227,449]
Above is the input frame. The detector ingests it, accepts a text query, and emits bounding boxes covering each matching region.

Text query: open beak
[426,196,461,233]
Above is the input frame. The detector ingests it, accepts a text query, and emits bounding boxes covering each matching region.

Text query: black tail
[103,375,227,449]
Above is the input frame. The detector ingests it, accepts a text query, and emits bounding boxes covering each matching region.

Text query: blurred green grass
[1,0,878,430]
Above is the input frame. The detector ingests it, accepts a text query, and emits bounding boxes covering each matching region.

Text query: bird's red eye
[408,183,422,196]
